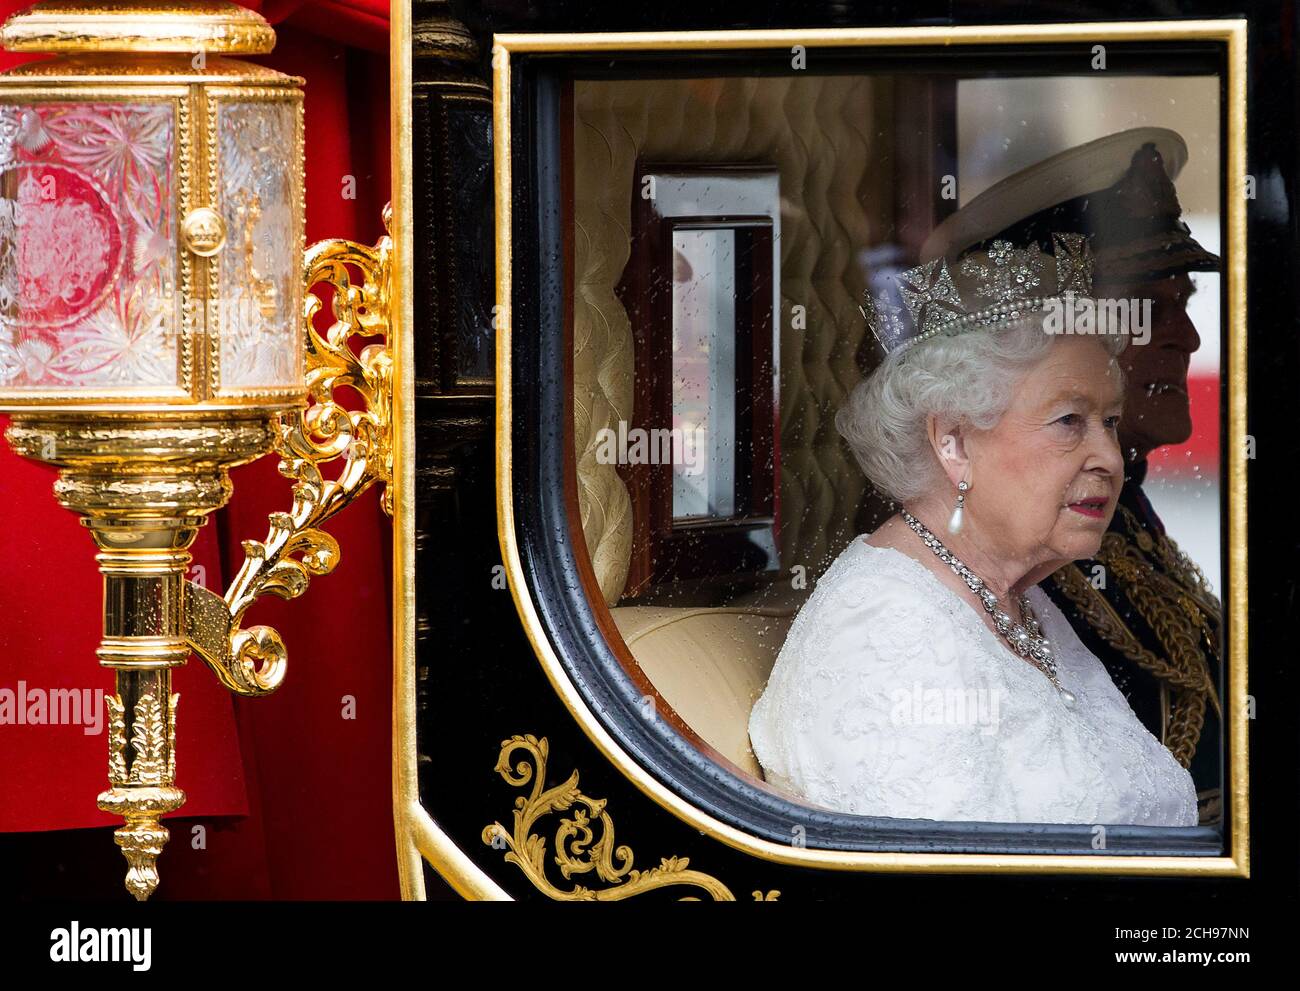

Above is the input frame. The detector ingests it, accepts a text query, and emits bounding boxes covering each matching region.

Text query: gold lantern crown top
[1,0,275,54]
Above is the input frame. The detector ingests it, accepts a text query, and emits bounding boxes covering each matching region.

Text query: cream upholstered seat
[608,605,796,778]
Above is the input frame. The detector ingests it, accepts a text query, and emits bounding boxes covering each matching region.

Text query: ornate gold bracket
[483,734,780,902]
[2,213,394,901]
[185,212,395,698]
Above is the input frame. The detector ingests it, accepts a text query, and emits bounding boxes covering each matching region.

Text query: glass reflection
[671,227,736,520]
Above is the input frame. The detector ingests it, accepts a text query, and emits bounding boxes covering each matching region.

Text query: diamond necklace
[900,510,1076,706]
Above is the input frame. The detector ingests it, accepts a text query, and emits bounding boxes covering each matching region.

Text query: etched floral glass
[0,101,180,392]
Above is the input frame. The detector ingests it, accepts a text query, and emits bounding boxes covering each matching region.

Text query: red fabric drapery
[0,0,398,899]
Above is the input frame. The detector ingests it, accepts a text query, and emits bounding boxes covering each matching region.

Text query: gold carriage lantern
[0,1,394,900]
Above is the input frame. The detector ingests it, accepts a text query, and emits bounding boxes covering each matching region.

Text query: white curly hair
[835,318,1127,504]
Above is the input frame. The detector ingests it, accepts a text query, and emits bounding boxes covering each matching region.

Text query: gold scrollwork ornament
[185,212,395,700]
[484,734,779,902]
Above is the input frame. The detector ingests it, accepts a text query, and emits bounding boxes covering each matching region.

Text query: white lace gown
[747,537,1198,826]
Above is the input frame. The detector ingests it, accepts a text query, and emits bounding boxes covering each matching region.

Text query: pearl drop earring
[948,480,969,534]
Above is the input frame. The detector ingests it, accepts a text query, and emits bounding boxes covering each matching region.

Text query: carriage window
[617,167,780,596]
[551,55,1230,847]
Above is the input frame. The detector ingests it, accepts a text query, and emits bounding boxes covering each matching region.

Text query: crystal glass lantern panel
[0,100,182,393]
[214,97,302,392]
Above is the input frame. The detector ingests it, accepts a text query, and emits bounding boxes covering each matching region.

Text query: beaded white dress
[747,536,1198,825]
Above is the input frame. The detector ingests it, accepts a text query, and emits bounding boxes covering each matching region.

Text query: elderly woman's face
[965,337,1125,565]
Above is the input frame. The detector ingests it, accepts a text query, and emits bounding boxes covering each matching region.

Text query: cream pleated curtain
[572,75,895,603]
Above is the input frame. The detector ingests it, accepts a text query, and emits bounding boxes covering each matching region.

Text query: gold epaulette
[1051,505,1222,769]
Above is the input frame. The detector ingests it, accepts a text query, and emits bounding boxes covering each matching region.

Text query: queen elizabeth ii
[747,232,1197,827]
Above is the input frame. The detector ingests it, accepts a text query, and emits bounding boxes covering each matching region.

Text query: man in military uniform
[921,128,1223,824]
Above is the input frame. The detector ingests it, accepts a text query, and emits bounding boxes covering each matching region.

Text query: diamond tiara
[860,232,1096,355]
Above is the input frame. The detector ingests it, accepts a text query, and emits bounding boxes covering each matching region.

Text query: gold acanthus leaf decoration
[127,690,166,786]
[483,734,739,901]
[106,690,179,788]
[106,694,128,787]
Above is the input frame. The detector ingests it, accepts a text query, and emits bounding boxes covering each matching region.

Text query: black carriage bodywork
[410,0,1297,906]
